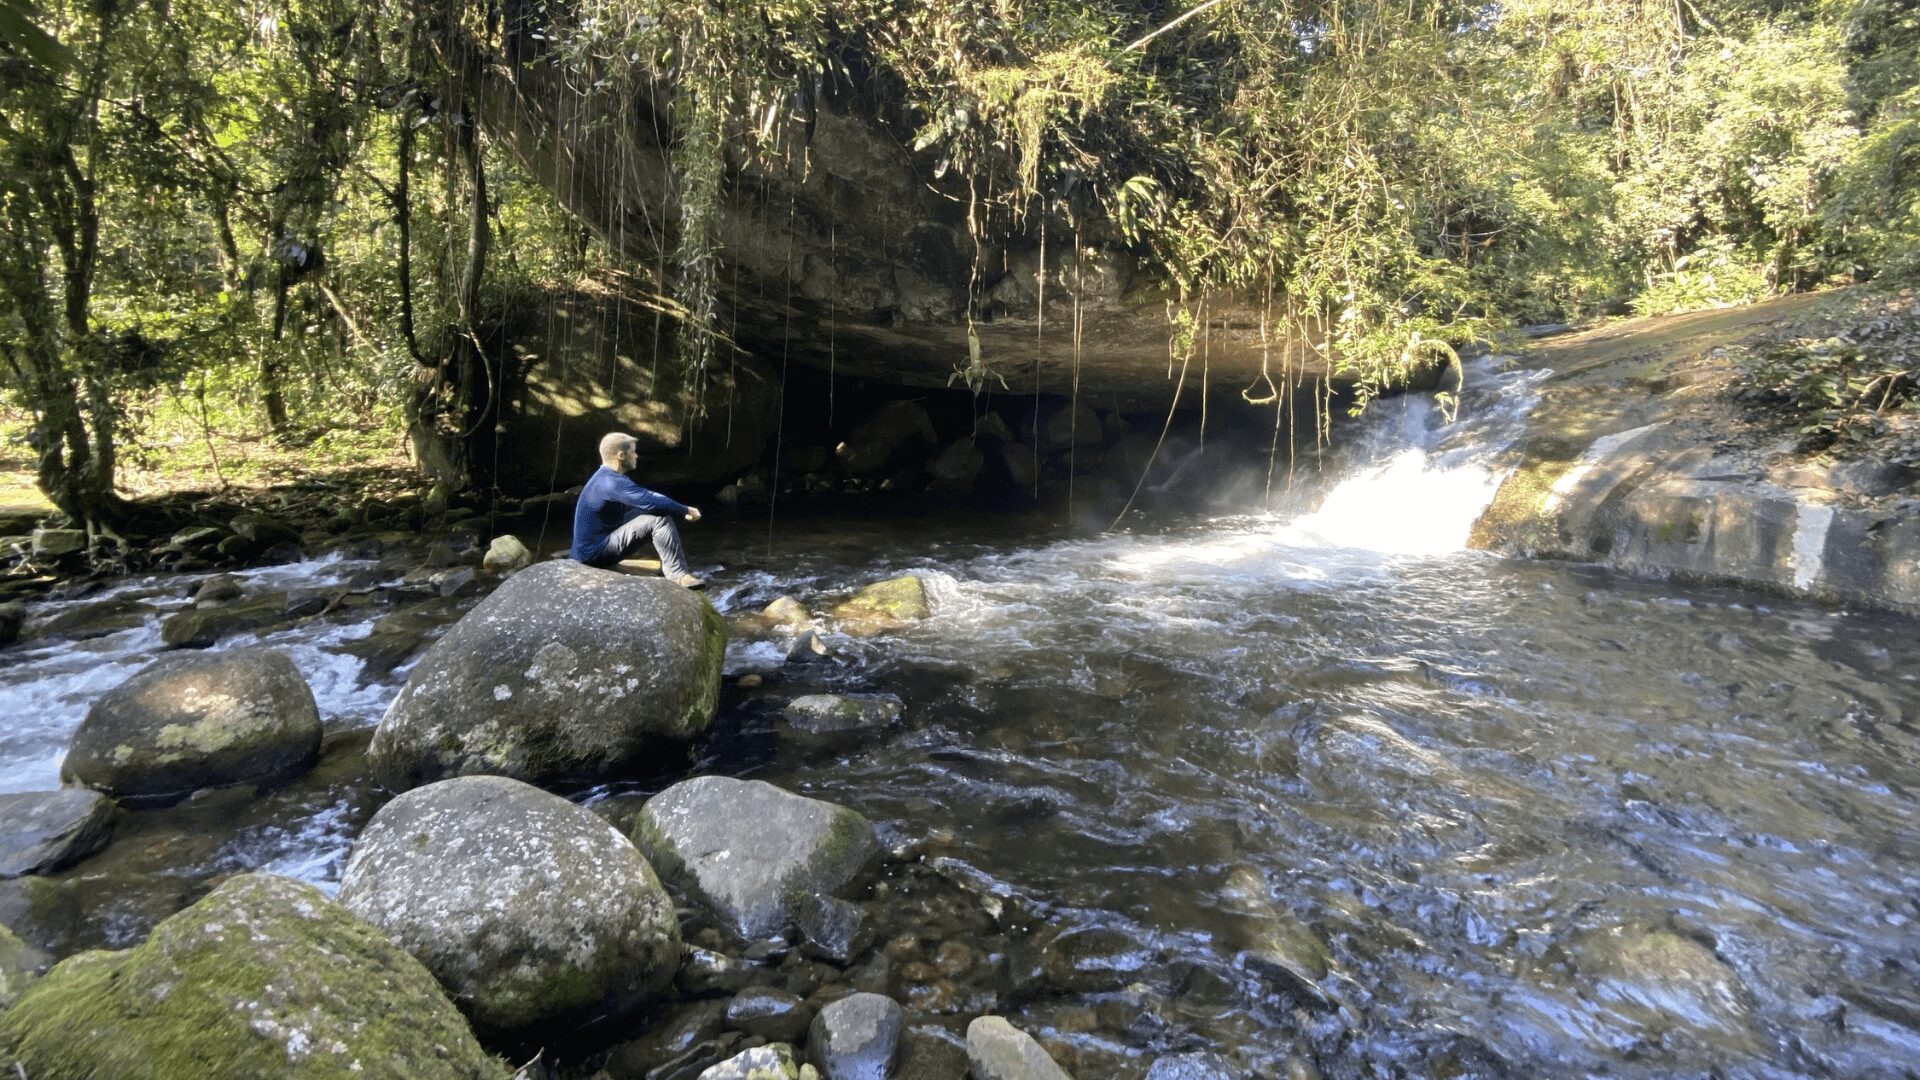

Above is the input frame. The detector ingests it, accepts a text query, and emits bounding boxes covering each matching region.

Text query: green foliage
[1742,300,1920,446]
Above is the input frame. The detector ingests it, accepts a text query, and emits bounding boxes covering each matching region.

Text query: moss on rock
[0,924,48,1011]
[830,576,930,636]
[0,873,504,1079]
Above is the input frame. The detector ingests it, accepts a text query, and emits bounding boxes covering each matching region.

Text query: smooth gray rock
[783,694,903,738]
[808,992,902,1080]
[191,574,244,607]
[0,790,116,878]
[698,1043,807,1079]
[634,776,879,940]
[966,1016,1073,1080]
[368,559,725,790]
[61,648,321,802]
[337,775,680,1038]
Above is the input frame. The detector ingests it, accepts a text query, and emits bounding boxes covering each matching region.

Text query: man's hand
[684,506,702,523]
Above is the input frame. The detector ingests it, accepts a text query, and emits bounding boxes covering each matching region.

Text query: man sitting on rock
[570,432,705,588]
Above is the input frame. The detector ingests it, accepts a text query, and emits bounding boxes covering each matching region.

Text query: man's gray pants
[598,514,692,578]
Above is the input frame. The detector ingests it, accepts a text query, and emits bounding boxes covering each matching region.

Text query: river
[2,362,1916,1078]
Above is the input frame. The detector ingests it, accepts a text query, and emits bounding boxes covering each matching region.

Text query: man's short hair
[599,432,638,461]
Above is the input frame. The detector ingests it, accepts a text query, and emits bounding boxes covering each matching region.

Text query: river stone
[192,573,245,606]
[368,559,725,790]
[481,534,532,575]
[337,775,680,1038]
[965,1016,1073,1080]
[62,648,321,802]
[1556,924,1755,1044]
[830,576,930,635]
[795,892,871,965]
[29,528,85,559]
[0,600,22,646]
[783,694,903,738]
[0,873,503,1079]
[926,438,984,492]
[763,595,813,629]
[699,1043,815,1080]
[725,986,814,1043]
[159,592,290,648]
[0,790,116,878]
[634,776,880,939]
[0,925,49,1010]
[808,992,902,1080]
[1145,1052,1238,1080]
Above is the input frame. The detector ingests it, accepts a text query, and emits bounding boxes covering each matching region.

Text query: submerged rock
[1145,1053,1239,1080]
[368,559,725,790]
[0,789,116,878]
[782,694,904,739]
[830,576,930,635]
[965,1016,1073,1080]
[0,873,502,1079]
[337,775,679,1038]
[635,776,879,940]
[808,992,902,1080]
[61,648,321,803]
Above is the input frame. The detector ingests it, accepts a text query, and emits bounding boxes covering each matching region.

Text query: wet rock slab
[0,790,116,878]
[966,1016,1073,1080]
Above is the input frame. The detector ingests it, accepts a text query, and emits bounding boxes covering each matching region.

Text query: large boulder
[634,776,879,940]
[368,559,725,790]
[0,789,116,877]
[0,873,503,1079]
[965,1016,1073,1080]
[808,992,902,1080]
[61,648,321,803]
[337,775,680,1038]
[837,401,938,477]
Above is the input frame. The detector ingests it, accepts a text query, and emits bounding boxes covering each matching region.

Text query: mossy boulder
[829,576,930,636]
[337,775,681,1039]
[61,648,322,803]
[0,789,116,877]
[368,560,725,791]
[0,873,504,1079]
[0,924,49,1010]
[634,776,879,940]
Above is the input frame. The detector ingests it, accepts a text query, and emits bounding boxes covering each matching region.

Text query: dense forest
[2,0,1916,538]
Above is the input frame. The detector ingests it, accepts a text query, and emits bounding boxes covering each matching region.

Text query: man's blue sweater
[569,466,691,564]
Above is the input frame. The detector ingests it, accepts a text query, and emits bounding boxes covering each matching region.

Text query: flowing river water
[2,363,1917,1078]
